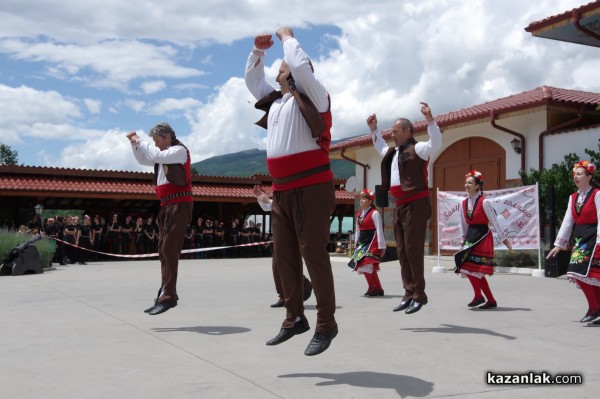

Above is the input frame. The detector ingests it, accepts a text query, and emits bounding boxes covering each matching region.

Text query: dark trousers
[272,181,336,333]
[393,196,431,302]
[157,201,193,304]
[78,236,92,263]
[272,256,311,299]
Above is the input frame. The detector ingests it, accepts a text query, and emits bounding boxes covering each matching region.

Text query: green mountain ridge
[192,148,355,179]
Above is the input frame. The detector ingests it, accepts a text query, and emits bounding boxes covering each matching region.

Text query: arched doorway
[431,137,506,253]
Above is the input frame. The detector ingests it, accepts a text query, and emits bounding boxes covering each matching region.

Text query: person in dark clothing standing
[76,215,94,265]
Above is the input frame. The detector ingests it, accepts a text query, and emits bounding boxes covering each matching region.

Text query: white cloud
[0,84,82,144]
[140,80,166,94]
[148,97,203,116]
[0,39,204,91]
[57,129,146,171]
[184,77,267,163]
[84,98,102,114]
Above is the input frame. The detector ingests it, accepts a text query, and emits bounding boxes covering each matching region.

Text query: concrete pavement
[0,255,597,398]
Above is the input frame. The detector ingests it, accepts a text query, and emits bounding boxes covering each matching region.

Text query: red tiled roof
[331,86,600,152]
[525,1,600,32]
[0,165,355,202]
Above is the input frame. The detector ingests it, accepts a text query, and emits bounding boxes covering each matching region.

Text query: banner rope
[47,237,273,259]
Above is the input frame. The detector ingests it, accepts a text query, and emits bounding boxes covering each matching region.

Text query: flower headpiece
[360,188,375,201]
[573,160,596,175]
[465,170,483,182]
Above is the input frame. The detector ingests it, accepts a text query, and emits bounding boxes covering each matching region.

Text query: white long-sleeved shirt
[355,208,386,250]
[460,193,508,243]
[257,198,273,212]
[554,189,600,248]
[369,122,442,187]
[245,37,328,159]
[130,139,187,186]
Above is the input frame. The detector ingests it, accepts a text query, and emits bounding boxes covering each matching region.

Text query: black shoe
[144,302,158,313]
[405,298,428,314]
[393,298,412,312]
[368,289,384,297]
[468,297,485,307]
[303,284,313,302]
[270,298,285,308]
[144,288,162,313]
[78,262,86,265]
[148,301,177,315]
[59,262,67,266]
[580,309,600,323]
[266,320,310,346]
[304,326,338,356]
[364,288,375,297]
[479,301,497,309]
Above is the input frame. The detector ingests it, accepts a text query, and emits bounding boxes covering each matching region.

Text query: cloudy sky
[1,0,599,172]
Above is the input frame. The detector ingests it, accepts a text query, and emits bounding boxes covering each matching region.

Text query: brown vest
[152,140,189,187]
[380,138,428,195]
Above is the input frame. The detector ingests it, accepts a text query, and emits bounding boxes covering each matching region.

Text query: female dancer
[455,171,512,309]
[350,189,386,296]
[547,160,600,323]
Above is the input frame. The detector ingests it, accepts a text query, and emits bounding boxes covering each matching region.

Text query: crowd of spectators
[28,214,274,265]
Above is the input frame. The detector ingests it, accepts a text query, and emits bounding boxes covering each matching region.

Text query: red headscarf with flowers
[465,170,483,182]
[573,160,596,176]
[360,188,375,201]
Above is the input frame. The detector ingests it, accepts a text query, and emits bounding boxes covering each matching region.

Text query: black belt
[272,164,330,185]
[160,191,193,204]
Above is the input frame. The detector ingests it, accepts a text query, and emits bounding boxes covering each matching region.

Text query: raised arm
[278,27,329,112]
[245,34,277,100]
[366,113,389,157]
[415,102,442,160]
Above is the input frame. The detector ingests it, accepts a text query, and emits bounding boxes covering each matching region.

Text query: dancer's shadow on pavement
[152,326,250,335]
[469,307,532,312]
[279,371,433,398]
[402,323,516,340]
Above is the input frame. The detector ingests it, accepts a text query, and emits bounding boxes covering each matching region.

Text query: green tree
[520,138,600,234]
[0,144,18,165]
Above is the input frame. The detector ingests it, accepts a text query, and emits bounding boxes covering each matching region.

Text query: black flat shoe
[580,309,600,323]
[144,302,158,313]
[468,298,485,307]
[405,298,428,314]
[479,301,497,309]
[368,289,384,297]
[393,299,412,312]
[304,326,338,356]
[270,298,285,308]
[144,288,162,313]
[148,301,177,315]
[266,320,310,346]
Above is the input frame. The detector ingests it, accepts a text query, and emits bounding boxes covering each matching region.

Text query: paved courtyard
[0,255,597,398]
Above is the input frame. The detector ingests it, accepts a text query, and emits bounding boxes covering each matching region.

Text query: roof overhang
[525,1,600,47]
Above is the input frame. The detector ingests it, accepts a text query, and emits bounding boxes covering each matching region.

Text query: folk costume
[246,33,338,353]
[554,161,600,323]
[131,129,193,314]
[454,173,508,308]
[351,192,386,296]
[257,198,313,308]
[370,117,442,311]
